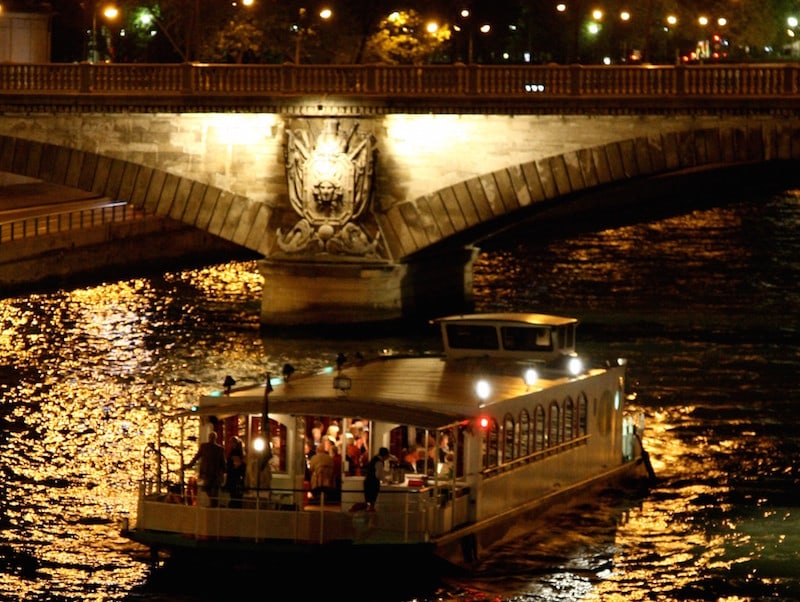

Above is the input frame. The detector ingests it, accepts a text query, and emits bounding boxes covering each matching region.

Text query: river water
[1,188,799,601]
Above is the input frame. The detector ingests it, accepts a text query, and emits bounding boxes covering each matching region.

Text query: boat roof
[188,354,581,430]
[433,312,578,327]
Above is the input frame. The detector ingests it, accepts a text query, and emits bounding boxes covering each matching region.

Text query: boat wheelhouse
[122,313,649,566]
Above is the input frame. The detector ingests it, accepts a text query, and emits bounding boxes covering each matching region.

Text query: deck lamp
[523,367,538,386]
[223,375,236,394]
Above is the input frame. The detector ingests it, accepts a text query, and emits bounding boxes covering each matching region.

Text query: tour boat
[121,312,652,567]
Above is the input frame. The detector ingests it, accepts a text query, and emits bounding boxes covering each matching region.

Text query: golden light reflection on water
[3,194,800,600]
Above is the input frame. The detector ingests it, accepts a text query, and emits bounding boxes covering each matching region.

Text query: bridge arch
[378,123,800,260]
[0,134,274,256]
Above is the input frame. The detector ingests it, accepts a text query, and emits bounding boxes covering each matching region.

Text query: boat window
[563,396,575,441]
[548,400,560,446]
[578,393,588,436]
[519,409,531,457]
[446,324,499,350]
[555,324,576,350]
[500,326,552,351]
[503,413,515,463]
[534,405,545,451]
[482,418,499,470]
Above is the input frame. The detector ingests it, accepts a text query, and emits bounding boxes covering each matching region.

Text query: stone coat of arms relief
[278,118,381,257]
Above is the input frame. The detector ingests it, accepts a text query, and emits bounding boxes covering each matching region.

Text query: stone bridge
[1,63,799,325]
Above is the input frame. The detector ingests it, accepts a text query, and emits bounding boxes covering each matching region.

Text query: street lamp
[88,2,119,62]
[454,9,490,64]
[294,6,333,64]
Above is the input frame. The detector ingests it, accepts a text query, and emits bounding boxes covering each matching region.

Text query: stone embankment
[0,179,255,295]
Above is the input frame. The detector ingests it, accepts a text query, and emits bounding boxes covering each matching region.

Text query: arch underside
[378,124,800,260]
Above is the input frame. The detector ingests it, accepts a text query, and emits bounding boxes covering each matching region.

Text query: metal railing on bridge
[1,62,799,99]
[0,201,144,244]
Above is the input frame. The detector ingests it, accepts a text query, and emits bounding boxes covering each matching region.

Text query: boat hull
[432,457,650,567]
[122,457,650,569]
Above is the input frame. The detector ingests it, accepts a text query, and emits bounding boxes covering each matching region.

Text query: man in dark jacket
[185,431,226,507]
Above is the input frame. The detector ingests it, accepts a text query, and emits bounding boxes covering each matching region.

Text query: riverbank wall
[0,215,256,296]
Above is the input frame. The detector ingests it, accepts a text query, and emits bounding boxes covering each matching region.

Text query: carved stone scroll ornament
[278,119,379,257]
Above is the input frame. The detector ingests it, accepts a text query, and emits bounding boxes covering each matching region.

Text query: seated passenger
[400,446,418,472]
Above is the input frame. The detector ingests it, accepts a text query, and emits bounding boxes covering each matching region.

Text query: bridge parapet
[2,63,800,114]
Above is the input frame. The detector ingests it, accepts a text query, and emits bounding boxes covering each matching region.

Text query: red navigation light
[478,416,490,430]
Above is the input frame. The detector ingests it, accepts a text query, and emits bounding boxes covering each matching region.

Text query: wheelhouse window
[446,324,499,350]
[555,323,576,351]
[500,326,552,351]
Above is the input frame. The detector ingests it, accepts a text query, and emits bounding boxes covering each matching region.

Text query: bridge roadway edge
[2,111,800,325]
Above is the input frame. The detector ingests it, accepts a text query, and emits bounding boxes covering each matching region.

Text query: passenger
[329,436,342,501]
[415,447,427,474]
[184,431,226,507]
[350,435,367,475]
[357,429,370,470]
[308,424,323,457]
[227,435,244,460]
[438,432,451,463]
[401,446,418,472]
[326,420,340,441]
[308,436,335,503]
[225,441,246,508]
[363,447,390,511]
[438,452,455,480]
[344,432,358,475]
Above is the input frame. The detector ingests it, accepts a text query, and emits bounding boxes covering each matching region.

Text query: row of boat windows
[482,392,590,468]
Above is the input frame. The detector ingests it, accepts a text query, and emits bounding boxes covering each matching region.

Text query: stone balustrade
[1,63,798,107]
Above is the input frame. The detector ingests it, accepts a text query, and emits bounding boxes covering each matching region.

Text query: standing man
[185,431,226,507]
[363,447,390,511]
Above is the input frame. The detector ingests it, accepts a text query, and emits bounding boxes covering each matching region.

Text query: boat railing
[481,434,590,478]
[135,480,469,544]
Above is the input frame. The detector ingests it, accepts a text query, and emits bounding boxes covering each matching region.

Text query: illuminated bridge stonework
[2,63,800,325]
